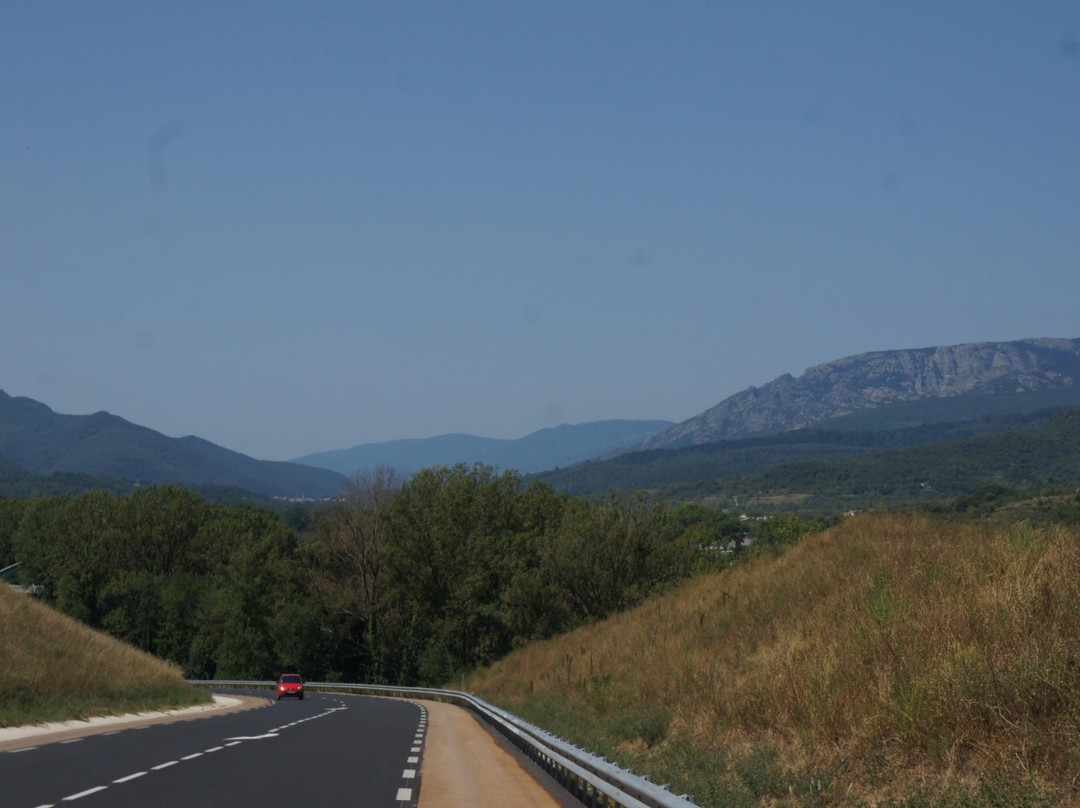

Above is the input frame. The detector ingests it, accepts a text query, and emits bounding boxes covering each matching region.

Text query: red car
[277,673,304,700]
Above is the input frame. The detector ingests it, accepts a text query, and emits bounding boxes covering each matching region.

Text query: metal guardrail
[190,679,697,808]
[0,562,22,581]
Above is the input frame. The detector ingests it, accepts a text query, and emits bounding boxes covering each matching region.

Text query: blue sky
[2,2,1078,460]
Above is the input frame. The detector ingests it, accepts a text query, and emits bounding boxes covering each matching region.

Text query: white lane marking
[113,772,147,784]
[205,746,225,753]
[402,769,416,779]
[32,804,55,807]
[60,738,84,744]
[134,726,150,730]
[181,752,204,760]
[7,746,39,753]
[396,788,413,801]
[101,731,120,737]
[225,741,243,747]
[224,733,278,740]
[62,786,108,800]
[151,761,178,770]
[410,746,420,753]
[408,756,419,763]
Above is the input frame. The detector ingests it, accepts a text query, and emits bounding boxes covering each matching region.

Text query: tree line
[1,465,742,685]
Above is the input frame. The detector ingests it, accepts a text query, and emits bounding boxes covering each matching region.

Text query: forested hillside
[534,410,1055,497]
[534,409,1080,516]
[661,408,1080,514]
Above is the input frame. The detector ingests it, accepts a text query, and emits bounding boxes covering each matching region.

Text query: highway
[1,691,426,808]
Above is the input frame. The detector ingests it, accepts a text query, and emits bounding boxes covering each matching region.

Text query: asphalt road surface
[2,690,426,808]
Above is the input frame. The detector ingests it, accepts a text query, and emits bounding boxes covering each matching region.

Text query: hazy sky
[3,2,1078,460]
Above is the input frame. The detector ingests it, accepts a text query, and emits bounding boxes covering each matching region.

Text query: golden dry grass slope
[0,584,209,728]
[470,513,1080,807]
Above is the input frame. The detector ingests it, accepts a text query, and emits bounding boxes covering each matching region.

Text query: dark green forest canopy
[3,469,741,686]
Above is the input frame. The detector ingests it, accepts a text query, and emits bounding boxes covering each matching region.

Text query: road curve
[2,690,424,807]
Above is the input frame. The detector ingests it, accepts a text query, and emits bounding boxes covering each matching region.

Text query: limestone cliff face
[645,338,1080,449]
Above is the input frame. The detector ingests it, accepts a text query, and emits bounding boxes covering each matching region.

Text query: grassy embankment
[0,584,209,728]
[470,514,1080,807]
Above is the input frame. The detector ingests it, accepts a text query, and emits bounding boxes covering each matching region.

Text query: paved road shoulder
[418,699,570,808]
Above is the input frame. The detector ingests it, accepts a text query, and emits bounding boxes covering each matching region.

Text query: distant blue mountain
[292,420,675,477]
[0,390,347,499]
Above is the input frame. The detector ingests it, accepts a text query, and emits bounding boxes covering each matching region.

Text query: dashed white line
[205,746,225,753]
[408,756,419,763]
[113,772,147,784]
[402,769,416,779]
[59,738,84,745]
[151,761,178,770]
[101,731,120,737]
[62,785,108,800]
[411,746,421,753]
[225,741,242,747]
[396,788,413,801]
[8,746,39,753]
[181,752,204,760]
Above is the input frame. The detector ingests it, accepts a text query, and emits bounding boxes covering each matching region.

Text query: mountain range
[0,390,347,499]
[642,337,1080,450]
[4,336,1079,503]
[292,420,674,477]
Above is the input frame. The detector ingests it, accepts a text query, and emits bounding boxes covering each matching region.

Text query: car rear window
[280,675,302,683]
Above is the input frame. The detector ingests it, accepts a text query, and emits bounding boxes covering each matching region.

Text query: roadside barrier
[189,680,697,808]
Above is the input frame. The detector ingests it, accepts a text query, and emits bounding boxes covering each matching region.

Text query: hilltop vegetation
[0,584,207,727]
[471,513,1080,807]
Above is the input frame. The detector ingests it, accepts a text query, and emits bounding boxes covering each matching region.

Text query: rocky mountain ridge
[644,337,1080,449]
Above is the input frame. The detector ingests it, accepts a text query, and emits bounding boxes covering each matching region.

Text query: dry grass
[470,514,1080,806]
[0,585,209,727]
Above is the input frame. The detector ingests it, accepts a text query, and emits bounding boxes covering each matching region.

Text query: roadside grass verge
[0,585,209,728]
[470,513,1080,806]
